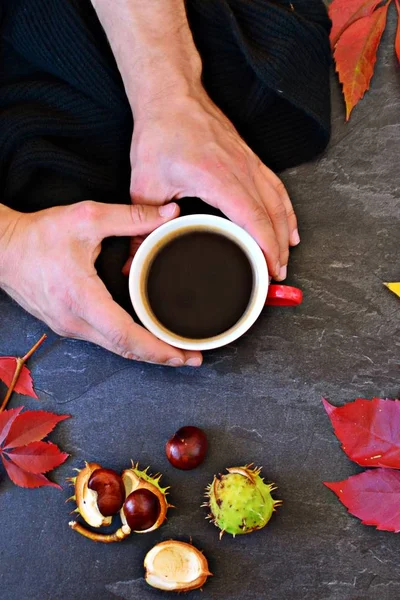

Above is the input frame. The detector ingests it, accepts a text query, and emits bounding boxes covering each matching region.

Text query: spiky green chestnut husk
[204,465,282,537]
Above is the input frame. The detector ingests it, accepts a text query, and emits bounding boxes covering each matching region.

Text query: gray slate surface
[0,13,399,600]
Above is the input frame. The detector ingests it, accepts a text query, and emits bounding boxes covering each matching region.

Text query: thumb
[85,202,179,240]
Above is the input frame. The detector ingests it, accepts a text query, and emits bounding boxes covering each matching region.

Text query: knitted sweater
[0,0,331,213]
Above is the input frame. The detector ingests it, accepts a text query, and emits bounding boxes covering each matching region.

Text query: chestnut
[123,489,161,531]
[166,426,208,470]
[69,462,170,542]
[88,468,125,517]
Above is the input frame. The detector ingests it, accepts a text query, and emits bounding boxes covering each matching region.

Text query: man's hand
[0,202,202,367]
[91,0,300,282]
[127,90,299,280]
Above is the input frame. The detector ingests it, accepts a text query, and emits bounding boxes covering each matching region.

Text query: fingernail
[292,229,300,245]
[167,357,184,367]
[275,261,281,279]
[159,203,177,217]
[278,265,287,281]
[185,357,202,367]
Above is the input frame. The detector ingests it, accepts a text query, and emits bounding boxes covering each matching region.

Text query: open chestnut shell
[144,540,212,592]
[68,461,171,542]
[120,462,171,534]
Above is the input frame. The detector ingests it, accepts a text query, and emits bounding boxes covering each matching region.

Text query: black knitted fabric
[0,0,331,212]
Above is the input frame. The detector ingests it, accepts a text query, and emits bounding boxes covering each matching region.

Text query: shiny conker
[123,489,161,531]
[166,426,208,470]
[88,468,125,517]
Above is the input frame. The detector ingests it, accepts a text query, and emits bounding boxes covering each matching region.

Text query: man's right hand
[91,0,300,283]
[0,201,202,367]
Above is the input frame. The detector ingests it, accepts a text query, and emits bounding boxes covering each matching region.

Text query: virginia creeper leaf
[0,357,38,399]
[325,469,400,532]
[385,282,400,298]
[1,455,61,489]
[3,410,70,449]
[323,398,400,469]
[0,406,23,446]
[396,0,400,63]
[334,4,390,120]
[4,441,69,474]
[329,0,383,48]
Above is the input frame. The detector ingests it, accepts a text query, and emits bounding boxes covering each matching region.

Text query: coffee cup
[129,214,302,351]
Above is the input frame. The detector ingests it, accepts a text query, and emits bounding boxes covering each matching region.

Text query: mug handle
[265,284,303,307]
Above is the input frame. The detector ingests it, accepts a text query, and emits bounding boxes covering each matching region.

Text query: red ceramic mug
[129,215,302,351]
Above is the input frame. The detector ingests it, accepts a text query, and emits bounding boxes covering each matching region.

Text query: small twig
[69,521,131,543]
[0,334,47,413]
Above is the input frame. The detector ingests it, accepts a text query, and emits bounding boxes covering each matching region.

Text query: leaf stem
[0,334,47,413]
[21,334,47,363]
[68,521,131,543]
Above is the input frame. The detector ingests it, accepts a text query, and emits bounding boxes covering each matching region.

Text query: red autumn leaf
[0,408,70,488]
[3,441,69,474]
[325,469,400,532]
[3,410,70,449]
[395,0,400,62]
[323,398,400,469]
[334,3,390,120]
[329,0,383,48]
[0,406,23,446]
[1,455,61,489]
[0,357,38,399]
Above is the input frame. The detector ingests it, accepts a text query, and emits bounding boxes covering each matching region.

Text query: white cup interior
[129,215,269,350]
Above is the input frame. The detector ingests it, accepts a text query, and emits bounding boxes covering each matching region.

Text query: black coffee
[146,231,253,339]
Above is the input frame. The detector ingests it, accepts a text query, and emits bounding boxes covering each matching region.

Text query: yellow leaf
[384,282,400,298]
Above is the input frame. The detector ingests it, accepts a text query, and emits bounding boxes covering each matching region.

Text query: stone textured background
[0,11,399,600]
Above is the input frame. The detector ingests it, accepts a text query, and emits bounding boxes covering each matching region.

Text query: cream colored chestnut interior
[144,540,212,592]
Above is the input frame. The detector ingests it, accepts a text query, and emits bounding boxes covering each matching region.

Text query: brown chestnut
[123,489,161,531]
[166,426,208,470]
[88,468,125,517]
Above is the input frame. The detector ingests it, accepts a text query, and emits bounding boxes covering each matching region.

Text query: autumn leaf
[0,408,70,489]
[0,335,47,413]
[3,410,69,449]
[385,282,400,298]
[0,358,38,399]
[329,0,383,48]
[334,4,390,120]
[323,398,400,469]
[3,441,68,474]
[325,469,400,532]
[1,456,62,489]
[0,406,23,446]
[396,0,400,62]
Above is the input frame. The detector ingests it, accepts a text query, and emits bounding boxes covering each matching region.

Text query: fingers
[210,182,281,280]
[260,166,300,247]
[77,276,203,367]
[253,170,289,281]
[73,200,179,241]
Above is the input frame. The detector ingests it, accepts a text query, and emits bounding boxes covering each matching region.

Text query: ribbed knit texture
[0,0,331,212]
